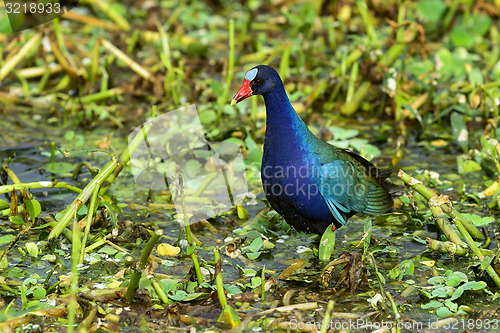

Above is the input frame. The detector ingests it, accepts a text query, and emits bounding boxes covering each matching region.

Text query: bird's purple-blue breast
[261,143,333,223]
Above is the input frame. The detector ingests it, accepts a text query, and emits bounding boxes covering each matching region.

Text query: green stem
[79,186,100,264]
[125,229,163,303]
[320,300,335,333]
[0,181,82,195]
[80,0,130,31]
[180,175,203,285]
[50,142,56,165]
[67,216,81,333]
[214,247,227,308]
[369,253,386,298]
[440,204,484,240]
[398,169,484,239]
[426,238,468,256]
[356,0,377,46]
[429,205,464,245]
[345,61,359,104]
[0,33,42,81]
[66,87,123,108]
[398,169,500,288]
[261,265,265,301]
[85,237,106,253]
[334,48,363,77]
[340,81,371,115]
[451,216,500,288]
[152,279,170,304]
[77,307,97,331]
[386,292,401,333]
[49,159,118,239]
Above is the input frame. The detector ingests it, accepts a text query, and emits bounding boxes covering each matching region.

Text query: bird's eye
[254,79,263,85]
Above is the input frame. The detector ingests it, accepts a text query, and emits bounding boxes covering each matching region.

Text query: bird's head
[231,65,281,105]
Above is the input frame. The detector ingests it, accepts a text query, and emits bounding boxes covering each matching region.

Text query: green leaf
[167,290,187,301]
[415,0,446,24]
[246,252,261,260]
[236,205,249,219]
[244,135,259,151]
[0,234,16,246]
[400,195,410,204]
[436,306,453,317]
[23,277,38,288]
[0,199,9,210]
[445,271,467,287]
[64,131,75,140]
[55,147,112,157]
[481,256,493,271]
[492,60,500,80]
[158,279,179,293]
[327,139,350,149]
[224,284,243,295]
[26,199,42,221]
[250,276,262,288]
[45,162,76,175]
[389,259,414,281]
[218,304,241,328]
[168,290,209,302]
[431,286,453,298]
[462,213,494,227]
[98,245,118,255]
[362,218,372,251]
[236,265,257,277]
[223,137,245,147]
[450,25,474,48]
[450,14,491,49]
[77,205,88,216]
[0,13,13,34]
[362,144,382,159]
[401,260,414,276]
[388,267,402,281]
[463,160,482,173]
[419,289,431,298]
[468,67,483,85]
[248,237,263,253]
[347,138,368,150]
[179,292,210,302]
[421,300,443,309]
[445,299,458,312]
[319,225,336,261]
[199,110,217,124]
[9,216,25,225]
[469,15,491,37]
[449,281,487,301]
[25,242,39,258]
[186,281,197,293]
[329,127,359,140]
[32,286,46,299]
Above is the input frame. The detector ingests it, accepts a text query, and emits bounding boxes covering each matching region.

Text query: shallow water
[1,105,498,332]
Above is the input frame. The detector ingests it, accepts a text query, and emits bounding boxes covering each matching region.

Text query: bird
[231,65,396,234]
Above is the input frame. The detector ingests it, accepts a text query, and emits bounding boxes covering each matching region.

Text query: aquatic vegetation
[0,0,499,331]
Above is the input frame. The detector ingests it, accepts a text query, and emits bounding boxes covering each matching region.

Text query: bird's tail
[379,169,404,197]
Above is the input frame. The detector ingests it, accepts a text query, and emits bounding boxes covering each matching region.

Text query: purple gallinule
[232,65,395,234]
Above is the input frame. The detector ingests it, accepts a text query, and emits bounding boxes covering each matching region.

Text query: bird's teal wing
[317,149,393,224]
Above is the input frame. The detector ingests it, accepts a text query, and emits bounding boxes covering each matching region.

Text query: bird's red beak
[231,79,253,105]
